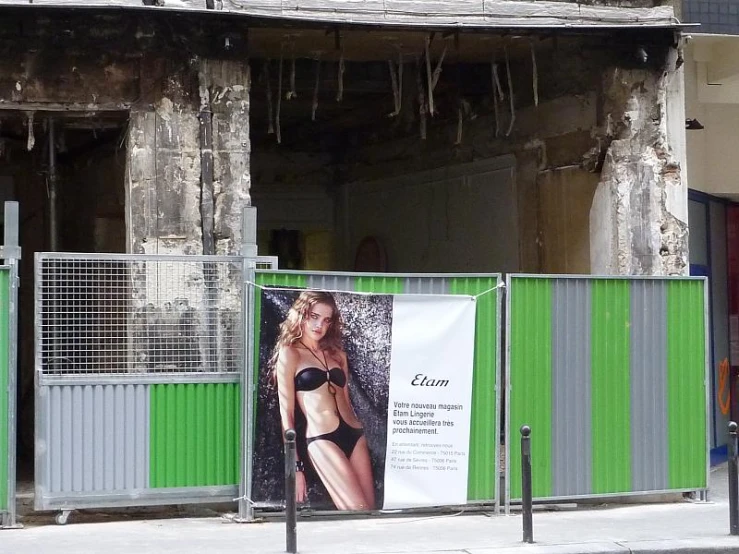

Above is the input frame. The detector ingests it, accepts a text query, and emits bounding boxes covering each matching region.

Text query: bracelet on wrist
[295,460,305,473]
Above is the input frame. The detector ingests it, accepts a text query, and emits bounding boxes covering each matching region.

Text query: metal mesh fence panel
[37,255,245,375]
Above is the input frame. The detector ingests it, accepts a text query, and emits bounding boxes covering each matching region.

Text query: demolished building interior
[0,8,686,463]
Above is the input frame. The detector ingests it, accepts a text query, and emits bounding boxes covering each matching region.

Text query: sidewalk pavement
[2,464,739,554]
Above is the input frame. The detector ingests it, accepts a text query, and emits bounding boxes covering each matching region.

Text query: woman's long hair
[268,291,344,383]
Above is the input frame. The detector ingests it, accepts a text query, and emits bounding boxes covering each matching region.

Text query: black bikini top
[294,367,347,392]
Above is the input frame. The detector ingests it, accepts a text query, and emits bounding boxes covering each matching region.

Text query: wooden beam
[0,102,131,112]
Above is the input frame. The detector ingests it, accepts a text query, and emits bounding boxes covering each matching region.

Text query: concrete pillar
[126,88,202,255]
[590,63,688,276]
[205,60,252,255]
[125,59,251,255]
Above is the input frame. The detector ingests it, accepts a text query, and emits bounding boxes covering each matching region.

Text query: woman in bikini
[270,290,375,511]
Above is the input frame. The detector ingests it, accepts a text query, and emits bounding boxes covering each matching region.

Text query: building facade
[0,1,688,463]
[682,0,739,462]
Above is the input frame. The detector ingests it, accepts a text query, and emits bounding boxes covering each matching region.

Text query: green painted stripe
[255,272,308,288]
[354,276,404,294]
[150,383,240,488]
[591,280,631,494]
[449,277,499,501]
[509,277,552,499]
[667,280,707,489]
[0,270,8,511]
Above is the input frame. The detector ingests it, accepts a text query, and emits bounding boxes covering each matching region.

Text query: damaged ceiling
[0,8,676,156]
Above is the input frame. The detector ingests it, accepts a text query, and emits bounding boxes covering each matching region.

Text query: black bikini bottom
[306,417,365,458]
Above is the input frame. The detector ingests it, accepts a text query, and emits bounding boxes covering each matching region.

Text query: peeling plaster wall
[129,91,204,256]
[0,14,253,256]
[590,64,688,276]
[126,60,252,256]
[207,62,252,255]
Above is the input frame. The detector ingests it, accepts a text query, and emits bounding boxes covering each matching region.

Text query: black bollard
[730,422,738,536]
[521,425,533,544]
[285,429,298,553]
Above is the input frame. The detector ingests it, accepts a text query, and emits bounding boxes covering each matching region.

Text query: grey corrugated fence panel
[629,280,669,492]
[551,278,592,497]
[41,384,149,495]
[306,274,356,292]
[33,252,272,514]
[404,277,449,294]
[507,274,709,507]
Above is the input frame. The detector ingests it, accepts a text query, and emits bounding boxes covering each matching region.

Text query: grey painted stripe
[403,277,450,294]
[551,278,592,497]
[630,280,669,492]
[306,275,355,292]
[45,384,149,493]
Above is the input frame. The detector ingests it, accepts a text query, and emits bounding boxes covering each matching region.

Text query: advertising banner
[252,288,476,511]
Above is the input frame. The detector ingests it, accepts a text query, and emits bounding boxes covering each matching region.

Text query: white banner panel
[383,295,476,509]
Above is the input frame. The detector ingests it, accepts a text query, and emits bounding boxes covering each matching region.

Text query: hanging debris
[288,55,297,100]
[416,56,427,140]
[492,55,505,100]
[336,43,345,102]
[264,60,274,135]
[424,35,447,117]
[505,46,516,137]
[491,57,501,138]
[454,105,463,145]
[312,54,322,121]
[26,111,35,151]
[276,51,283,144]
[454,45,462,145]
[388,55,404,117]
[531,40,539,107]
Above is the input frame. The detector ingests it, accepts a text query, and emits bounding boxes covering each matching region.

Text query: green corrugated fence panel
[667,280,707,489]
[509,277,553,500]
[354,276,404,294]
[591,280,631,494]
[255,272,308,289]
[0,270,8,512]
[449,277,499,501]
[150,383,240,488]
[509,275,707,501]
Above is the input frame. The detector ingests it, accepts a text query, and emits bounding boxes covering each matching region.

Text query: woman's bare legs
[349,437,375,509]
[307,440,370,510]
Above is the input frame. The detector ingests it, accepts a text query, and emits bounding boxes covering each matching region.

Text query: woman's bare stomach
[299,395,362,437]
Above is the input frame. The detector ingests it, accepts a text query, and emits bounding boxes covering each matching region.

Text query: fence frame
[33,251,277,518]
[504,273,711,512]
[243,269,502,517]
[1,202,20,529]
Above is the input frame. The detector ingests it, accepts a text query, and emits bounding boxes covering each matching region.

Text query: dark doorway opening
[0,110,128,472]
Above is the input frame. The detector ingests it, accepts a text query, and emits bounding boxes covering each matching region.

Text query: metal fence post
[285,429,298,554]
[521,425,533,544]
[729,421,738,536]
[239,206,258,523]
[1,201,20,529]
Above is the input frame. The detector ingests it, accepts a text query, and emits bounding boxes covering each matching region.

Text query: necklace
[300,341,336,396]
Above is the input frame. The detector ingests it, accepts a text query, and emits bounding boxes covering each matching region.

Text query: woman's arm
[274,346,308,502]
[274,346,299,433]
